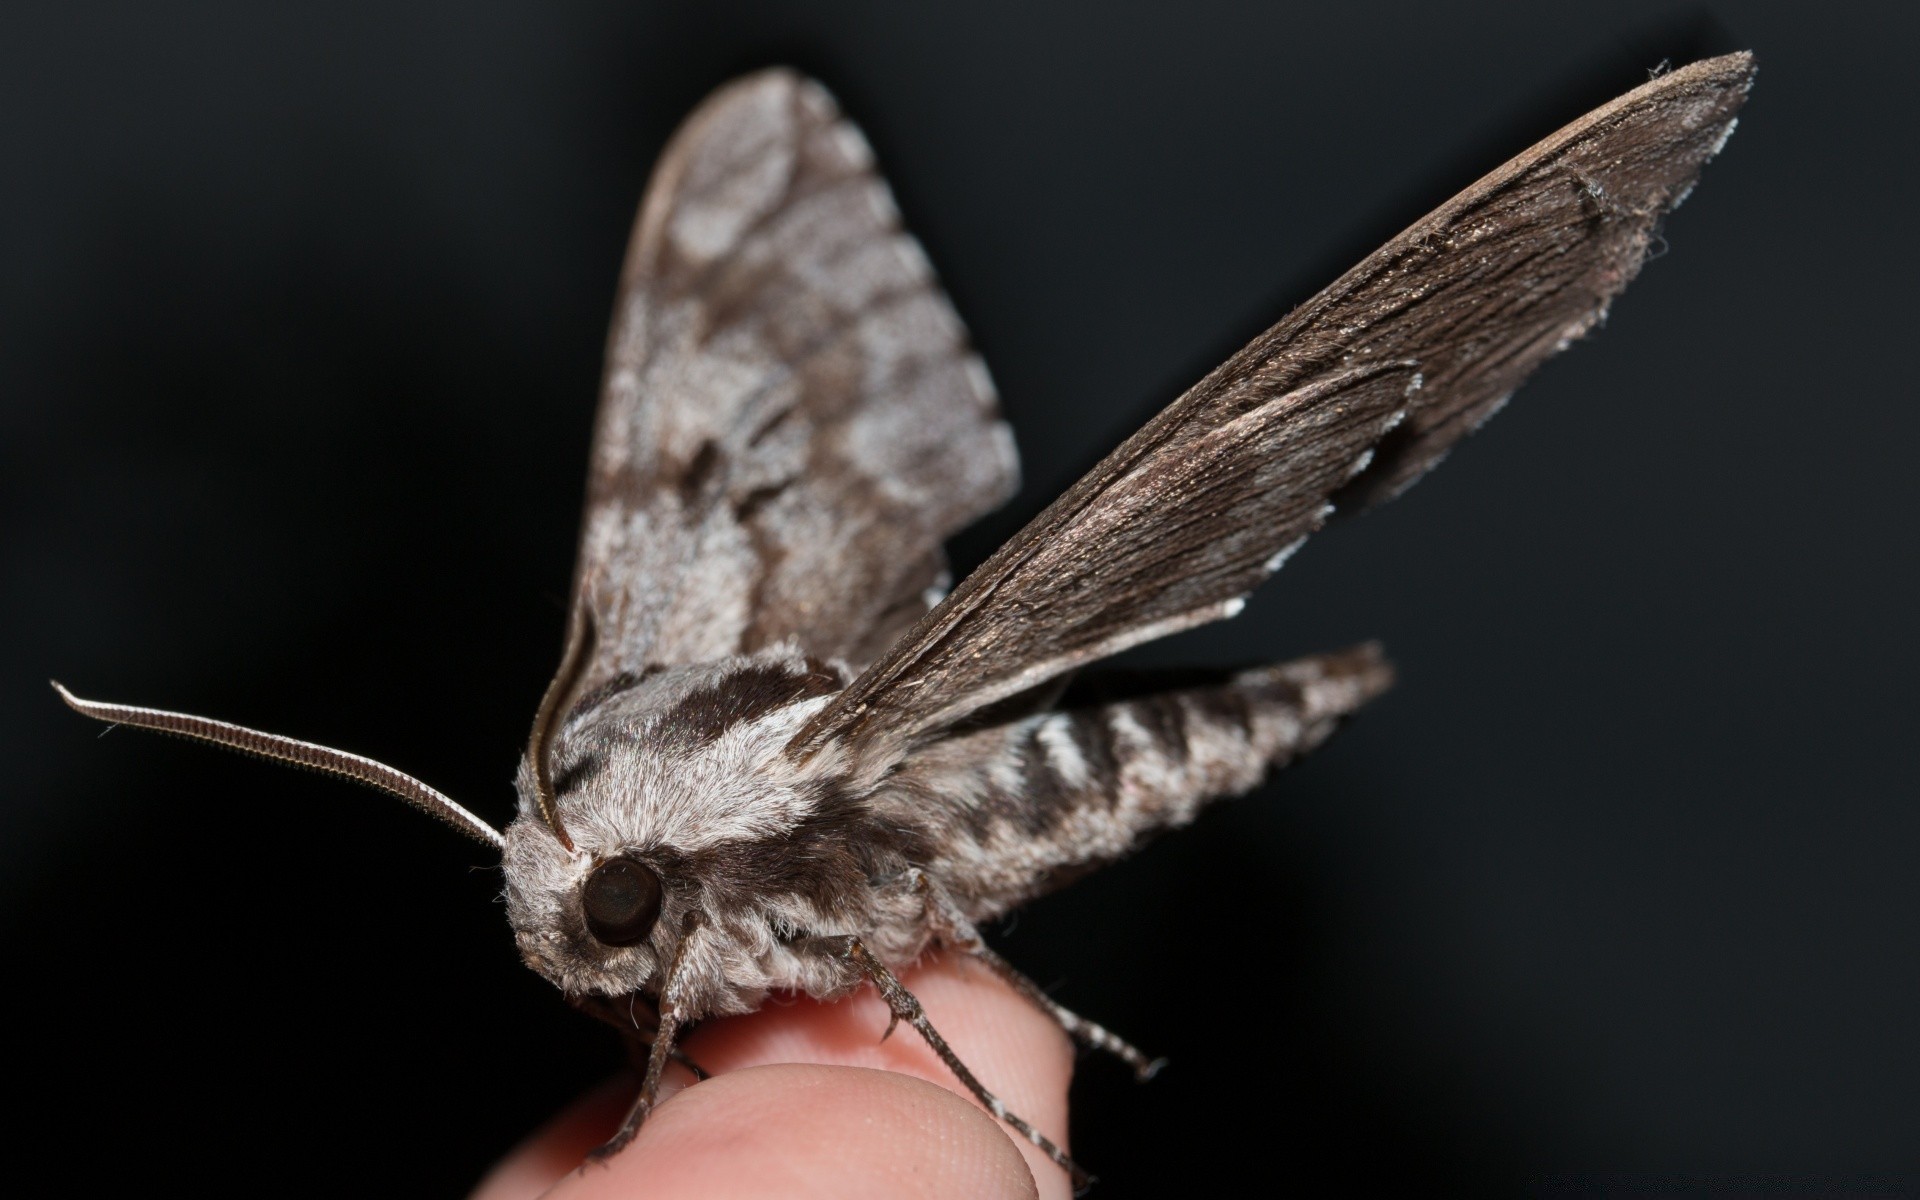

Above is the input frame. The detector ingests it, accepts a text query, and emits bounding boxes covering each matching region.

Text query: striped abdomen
[877,644,1393,921]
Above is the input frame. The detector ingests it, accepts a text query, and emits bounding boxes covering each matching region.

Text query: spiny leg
[587,925,700,1163]
[910,869,1164,1081]
[816,933,1090,1189]
[970,942,1165,1083]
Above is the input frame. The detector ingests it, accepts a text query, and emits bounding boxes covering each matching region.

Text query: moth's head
[501,651,849,999]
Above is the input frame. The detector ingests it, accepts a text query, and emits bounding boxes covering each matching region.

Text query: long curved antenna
[525,605,597,852]
[52,681,504,849]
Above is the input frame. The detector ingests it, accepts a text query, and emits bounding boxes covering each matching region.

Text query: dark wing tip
[1330,50,1756,510]
[1618,52,1754,111]
[1629,51,1756,135]
[1677,49,1756,86]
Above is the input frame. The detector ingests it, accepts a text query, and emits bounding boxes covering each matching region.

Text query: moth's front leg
[568,991,711,1081]
[585,918,705,1165]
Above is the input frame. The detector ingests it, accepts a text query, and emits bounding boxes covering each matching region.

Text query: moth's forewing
[792,53,1753,760]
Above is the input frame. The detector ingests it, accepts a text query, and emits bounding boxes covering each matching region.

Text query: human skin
[470,954,1076,1200]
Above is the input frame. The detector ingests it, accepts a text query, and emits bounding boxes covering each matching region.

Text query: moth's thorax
[501,650,929,1012]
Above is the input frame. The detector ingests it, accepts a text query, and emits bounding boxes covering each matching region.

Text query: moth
[56,54,1753,1181]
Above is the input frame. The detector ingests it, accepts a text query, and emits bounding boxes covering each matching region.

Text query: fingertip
[686,953,1075,1190]
[690,954,1074,1118]
[472,953,1080,1199]
[541,1065,1038,1200]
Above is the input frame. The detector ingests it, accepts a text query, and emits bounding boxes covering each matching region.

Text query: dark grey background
[6,1,1914,1194]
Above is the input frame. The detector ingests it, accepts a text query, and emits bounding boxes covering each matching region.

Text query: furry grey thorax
[505,648,916,1014]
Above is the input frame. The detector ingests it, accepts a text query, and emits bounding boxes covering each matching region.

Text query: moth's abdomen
[885,645,1393,921]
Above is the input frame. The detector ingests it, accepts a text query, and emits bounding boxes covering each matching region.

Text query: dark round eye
[580,857,662,947]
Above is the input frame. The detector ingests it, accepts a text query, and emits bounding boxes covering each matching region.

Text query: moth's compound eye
[581,857,662,947]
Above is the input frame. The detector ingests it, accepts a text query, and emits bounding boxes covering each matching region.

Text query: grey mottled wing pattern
[573,69,1017,684]
[792,53,1752,758]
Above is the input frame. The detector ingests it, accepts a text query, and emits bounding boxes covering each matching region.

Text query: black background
[6,2,1916,1194]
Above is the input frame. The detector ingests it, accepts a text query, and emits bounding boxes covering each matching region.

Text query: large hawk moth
[57,52,1753,1181]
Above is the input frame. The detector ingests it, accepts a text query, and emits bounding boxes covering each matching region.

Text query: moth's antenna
[51,681,504,849]
[526,605,597,852]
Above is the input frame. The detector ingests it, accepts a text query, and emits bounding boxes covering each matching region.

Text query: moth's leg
[906,868,1165,1082]
[977,944,1164,1084]
[587,922,702,1164]
[568,991,710,1081]
[805,933,1090,1188]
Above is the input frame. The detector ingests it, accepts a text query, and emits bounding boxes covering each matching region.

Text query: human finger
[470,953,1074,1200]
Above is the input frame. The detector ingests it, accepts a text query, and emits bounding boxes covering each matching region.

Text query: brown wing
[791,52,1754,759]
[570,69,1018,684]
